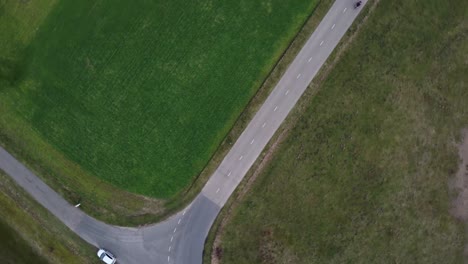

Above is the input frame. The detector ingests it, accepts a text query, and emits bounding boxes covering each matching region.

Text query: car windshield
[100,253,112,260]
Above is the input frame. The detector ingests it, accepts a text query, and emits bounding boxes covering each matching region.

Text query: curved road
[0,1,367,263]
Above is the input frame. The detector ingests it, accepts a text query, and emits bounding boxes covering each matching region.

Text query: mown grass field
[0,170,98,264]
[0,0,318,198]
[214,0,468,263]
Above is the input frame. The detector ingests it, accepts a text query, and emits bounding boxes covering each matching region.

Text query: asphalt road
[0,1,367,263]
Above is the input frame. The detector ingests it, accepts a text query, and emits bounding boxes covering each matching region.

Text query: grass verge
[209,0,468,263]
[0,219,49,264]
[0,170,98,263]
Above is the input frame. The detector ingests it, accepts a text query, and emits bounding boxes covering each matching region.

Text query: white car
[97,249,117,264]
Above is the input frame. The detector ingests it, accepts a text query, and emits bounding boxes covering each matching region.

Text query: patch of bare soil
[449,129,468,257]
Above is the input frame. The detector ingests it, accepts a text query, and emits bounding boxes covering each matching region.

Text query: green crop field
[0,0,318,198]
[212,0,467,263]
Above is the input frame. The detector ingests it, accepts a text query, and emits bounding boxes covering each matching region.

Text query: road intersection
[0,1,367,263]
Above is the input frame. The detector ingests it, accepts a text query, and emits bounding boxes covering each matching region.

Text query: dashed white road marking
[274,106,278,112]
[332,23,336,29]
[285,90,289,95]
[262,122,266,128]
[173,228,177,233]
[320,41,324,46]
[216,188,220,193]
[239,155,243,161]
[296,73,301,79]
[178,219,181,225]
[343,7,347,13]
[250,139,255,145]
[169,246,172,252]
[182,209,187,216]
[227,171,232,177]
[168,256,170,262]
[171,236,174,242]
[308,57,313,62]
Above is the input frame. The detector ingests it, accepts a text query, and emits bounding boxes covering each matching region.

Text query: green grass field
[213,0,468,263]
[0,0,318,198]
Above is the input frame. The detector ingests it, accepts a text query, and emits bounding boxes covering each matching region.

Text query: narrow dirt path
[449,129,468,259]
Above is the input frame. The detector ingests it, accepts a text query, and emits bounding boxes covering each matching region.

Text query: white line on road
[332,24,336,29]
[171,236,174,242]
[168,256,170,262]
[285,89,289,95]
[216,188,220,193]
[250,139,255,145]
[178,219,181,225]
[262,122,266,128]
[308,57,313,62]
[173,228,177,233]
[239,155,243,161]
[320,41,324,46]
[343,7,347,13]
[274,106,278,112]
[182,209,187,216]
[169,246,172,252]
[296,73,301,79]
[227,171,232,177]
